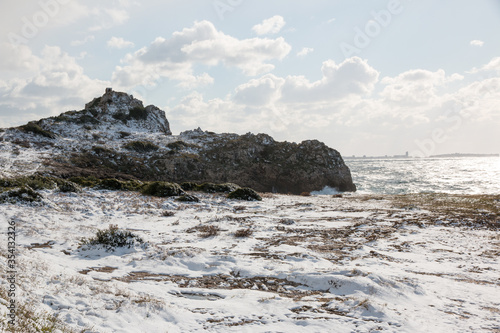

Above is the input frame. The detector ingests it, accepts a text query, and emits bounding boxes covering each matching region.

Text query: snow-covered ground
[1,189,499,332]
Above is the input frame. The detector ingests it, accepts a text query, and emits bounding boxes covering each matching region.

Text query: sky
[1,0,499,157]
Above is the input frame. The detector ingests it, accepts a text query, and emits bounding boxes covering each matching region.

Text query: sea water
[344,157,500,195]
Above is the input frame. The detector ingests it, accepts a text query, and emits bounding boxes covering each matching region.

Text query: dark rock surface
[1,89,356,194]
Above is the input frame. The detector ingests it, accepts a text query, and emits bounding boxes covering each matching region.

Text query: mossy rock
[19,122,56,139]
[97,178,143,191]
[124,140,159,153]
[0,175,58,191]
[121,180,144,191]
[69,176,101,188]
[227,188,262,201]
[176,194,200,202]
[141,181,184,197]
[0,186,43,203]
[58,180,82,193]
[180,182,199,191]
[98,178,126,191]
[199,182,240,193]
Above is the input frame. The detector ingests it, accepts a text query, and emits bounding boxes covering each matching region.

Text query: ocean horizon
[344,156,500,195]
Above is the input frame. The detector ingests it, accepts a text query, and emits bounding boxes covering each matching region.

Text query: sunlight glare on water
[345,157,500,195]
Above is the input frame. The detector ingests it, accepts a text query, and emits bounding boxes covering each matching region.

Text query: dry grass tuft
[197,225,220,238]
[0,286,80,332]
[234,228,253,238]
[162,210,175,217]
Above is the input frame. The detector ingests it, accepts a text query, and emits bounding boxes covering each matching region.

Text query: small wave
[311,186,340,195]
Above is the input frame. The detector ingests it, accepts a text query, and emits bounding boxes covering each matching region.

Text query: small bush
[51,115,71,123]
[112,112,129,123]
[234,228,253,238]
[167,141,188,151]
[300,192,311,196]
[124,140,159,153]
[176,194,200,202]
[87,97,101,109]
[227,188,262,201]
[128,106,148,120]
[19,122,56,139]
[92,146,114,155]
[0,186,43,204]
[141,181,184,197]
[80,225,144,252]
[74,115,100,125]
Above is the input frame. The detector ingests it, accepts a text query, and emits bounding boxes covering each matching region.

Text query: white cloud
[166,56,500,156]
[380,69,460,107]
[252,15,286,35]
[297,47,314,57]
[107,36,135,49]
[0,43,41,74]
[470,40,484,47]
[167,92,246,134]
[280,57,379,103]
[0,46,108,125]
[112,20,291,89]
[71,35,95,46]
[234,74,284,106]
[480,57,500,73]
[89,8,130,31]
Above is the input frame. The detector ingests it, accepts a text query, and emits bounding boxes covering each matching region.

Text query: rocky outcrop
[159,129,356,193]
[3,90,356,194]
[38,88,171,136]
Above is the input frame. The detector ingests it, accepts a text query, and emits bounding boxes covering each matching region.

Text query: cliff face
[167,130,356,193]
[1,89,356,194]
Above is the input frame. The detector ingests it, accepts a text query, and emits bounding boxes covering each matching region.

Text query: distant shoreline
[342,153,500,160]
[344,153,499,159]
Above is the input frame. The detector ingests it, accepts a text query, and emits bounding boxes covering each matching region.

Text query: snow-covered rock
[0,89,356,193]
